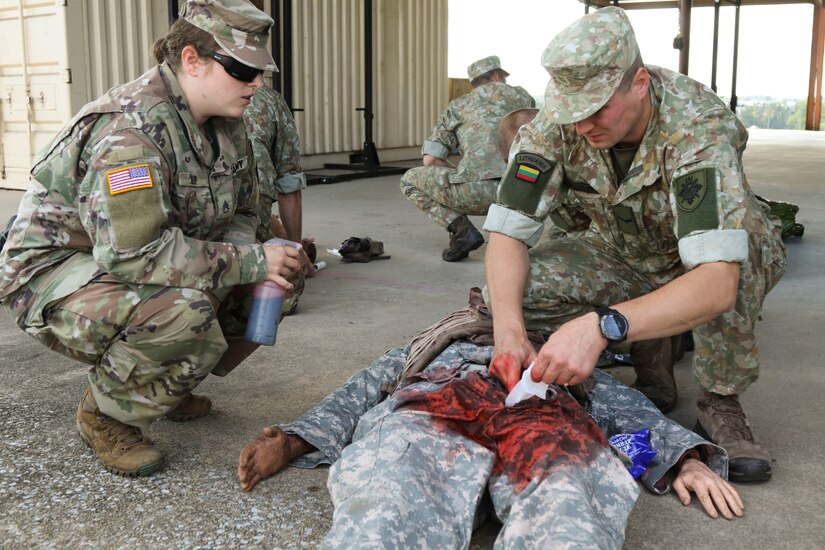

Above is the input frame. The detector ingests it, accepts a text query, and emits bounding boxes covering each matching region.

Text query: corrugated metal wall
[376,0,448,150]
[65,1,167,110]
[290,0,447,156]
[291,0,364,156]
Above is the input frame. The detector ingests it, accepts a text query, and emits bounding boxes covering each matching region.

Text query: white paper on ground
[504,362,554,407]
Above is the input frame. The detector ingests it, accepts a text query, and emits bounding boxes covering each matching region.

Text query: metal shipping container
[0,0,447,190]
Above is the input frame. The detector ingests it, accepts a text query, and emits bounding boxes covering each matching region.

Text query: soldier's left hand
[530,312,605,387]
[673,457,745,519]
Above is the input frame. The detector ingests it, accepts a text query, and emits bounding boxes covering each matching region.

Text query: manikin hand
[673,457,745,520]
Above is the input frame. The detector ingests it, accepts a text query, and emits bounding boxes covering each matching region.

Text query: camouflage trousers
[5,252,300,429]
[399,166,498,229]
[501,232,786,395]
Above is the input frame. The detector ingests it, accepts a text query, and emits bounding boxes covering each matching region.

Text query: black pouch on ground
[338,237,391,262]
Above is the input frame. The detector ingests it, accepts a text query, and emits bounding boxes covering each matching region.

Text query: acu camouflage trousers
[400,166,498,229]
[508,232,786,395]
[6,252,298,429]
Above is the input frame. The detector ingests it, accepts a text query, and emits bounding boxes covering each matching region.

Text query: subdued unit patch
[612,204,639,235]
[675,167,719,238]
[498,153,555,215]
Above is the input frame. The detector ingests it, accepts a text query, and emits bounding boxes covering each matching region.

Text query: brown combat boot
[76,387,163,477]
[442,216,484,262]
[631,336,677,413]
[695,391,772,482]
[166,393,212,422]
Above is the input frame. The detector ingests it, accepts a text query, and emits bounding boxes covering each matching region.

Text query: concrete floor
[0,128,823,549]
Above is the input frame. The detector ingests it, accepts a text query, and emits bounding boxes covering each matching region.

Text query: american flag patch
[106,164,154,195]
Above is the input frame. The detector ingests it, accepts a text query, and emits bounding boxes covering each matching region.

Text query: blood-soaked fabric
[393,369,608,492]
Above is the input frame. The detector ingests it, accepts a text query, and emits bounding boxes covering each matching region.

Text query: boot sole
[442,236,484,262]
[165,402,211,422]
[693,421,772,482]
[165,410,209,422]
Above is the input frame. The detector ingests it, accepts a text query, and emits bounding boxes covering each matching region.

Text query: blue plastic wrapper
[609,428,658,479]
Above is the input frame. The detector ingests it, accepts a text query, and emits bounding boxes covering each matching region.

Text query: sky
[449,1,815,101]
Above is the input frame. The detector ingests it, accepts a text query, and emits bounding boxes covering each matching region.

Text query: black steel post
[282,0,298,113]
[271,0,281,93]
[168,0,179,26]
[584,0,590,14]
[730,0,741,112]
[360,0,379,168]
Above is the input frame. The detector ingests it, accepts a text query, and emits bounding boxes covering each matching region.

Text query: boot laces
[704,394,755,442]
[97,414,147,450]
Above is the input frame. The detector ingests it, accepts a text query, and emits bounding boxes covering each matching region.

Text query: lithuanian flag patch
[515,164,541,183]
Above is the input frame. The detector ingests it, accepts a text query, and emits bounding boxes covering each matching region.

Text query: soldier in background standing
[400,55,535,262]
[0,0,300,477]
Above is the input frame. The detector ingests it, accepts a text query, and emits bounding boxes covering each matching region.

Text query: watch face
[601,313,628,341]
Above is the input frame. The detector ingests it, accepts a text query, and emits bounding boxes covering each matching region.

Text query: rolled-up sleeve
[483,204,545,247]
[678,229,748,270]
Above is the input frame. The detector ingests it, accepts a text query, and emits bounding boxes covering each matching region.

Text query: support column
[678,0,692,76]
[806,5,824,131]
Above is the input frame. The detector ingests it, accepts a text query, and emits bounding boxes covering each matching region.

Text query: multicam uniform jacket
[423,81,535,184]
[0,63,268,307]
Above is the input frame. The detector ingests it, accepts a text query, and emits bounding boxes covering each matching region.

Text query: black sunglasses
[199,50,262,83]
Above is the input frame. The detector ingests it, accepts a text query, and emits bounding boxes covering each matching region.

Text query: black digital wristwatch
[596,306,629,343]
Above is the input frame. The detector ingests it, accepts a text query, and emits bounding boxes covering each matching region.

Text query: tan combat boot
[631,336,677,413]
[695,391,772,482]
[76,387,163,477]
[166,393,212,422]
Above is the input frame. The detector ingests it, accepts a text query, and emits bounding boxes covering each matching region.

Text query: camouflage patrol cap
[467,55,509,81]
[542,7,639,124]
[181,0,278,72]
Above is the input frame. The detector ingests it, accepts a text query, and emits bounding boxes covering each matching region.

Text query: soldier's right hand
[262,244,301,289]
[490,331,536,392]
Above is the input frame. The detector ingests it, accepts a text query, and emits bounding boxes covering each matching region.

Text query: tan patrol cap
[542,7,639,124]
[467,55,509,81]
[181,0,278,72]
